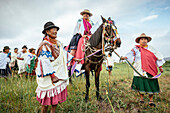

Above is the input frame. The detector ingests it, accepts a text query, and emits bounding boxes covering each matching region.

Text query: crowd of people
[0,45,37,79]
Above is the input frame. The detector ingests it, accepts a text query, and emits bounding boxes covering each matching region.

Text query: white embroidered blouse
[125,45,165,77]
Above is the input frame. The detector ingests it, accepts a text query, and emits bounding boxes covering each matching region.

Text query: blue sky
[0,0,170,61]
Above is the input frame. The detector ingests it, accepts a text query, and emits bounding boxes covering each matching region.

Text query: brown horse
[83,16,121,102]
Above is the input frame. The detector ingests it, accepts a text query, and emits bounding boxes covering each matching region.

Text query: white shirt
[106,57,115,66]
[25,52,33,65]
[11,52,18,62]
[73,18,94,35]
[0,52,10,69]
[17,51,28,74]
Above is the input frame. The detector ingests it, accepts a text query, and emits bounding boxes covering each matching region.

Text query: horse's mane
[89,24,103,47]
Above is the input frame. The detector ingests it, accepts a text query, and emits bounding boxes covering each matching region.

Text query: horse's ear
[101,15,106,23]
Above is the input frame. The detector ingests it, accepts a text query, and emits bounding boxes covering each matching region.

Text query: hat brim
[42,25,60,34]
[5,48,10,50]
[22,47,28,49]
[4,46,10,50]
[80,11,93,17]
[135,36,152,43]
[30,48,36,50]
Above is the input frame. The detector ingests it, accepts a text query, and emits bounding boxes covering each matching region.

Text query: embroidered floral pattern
[40,50,52,58]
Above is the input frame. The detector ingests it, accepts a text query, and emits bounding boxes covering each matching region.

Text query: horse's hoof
[85,96,88,102]
[69,80,73,85]
[97,96,103,101]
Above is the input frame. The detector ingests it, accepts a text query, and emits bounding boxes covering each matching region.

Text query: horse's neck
[94,41,102,49]
[89,24,103,48]
[92,25,103,49]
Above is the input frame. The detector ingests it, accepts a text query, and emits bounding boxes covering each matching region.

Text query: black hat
[42,21,60,34]
[14,48,18,50]
[29,48,36,53]
[4,46,10,50]
[22,45,28,49]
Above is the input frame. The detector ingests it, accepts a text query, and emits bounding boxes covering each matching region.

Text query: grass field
[0,62,170,113]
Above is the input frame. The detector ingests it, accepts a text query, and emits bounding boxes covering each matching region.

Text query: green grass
[0,62,169,113]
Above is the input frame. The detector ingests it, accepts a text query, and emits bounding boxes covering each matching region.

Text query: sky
[0,0,170,61]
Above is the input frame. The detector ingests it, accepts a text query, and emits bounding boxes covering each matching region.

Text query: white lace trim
[36,81,67,99]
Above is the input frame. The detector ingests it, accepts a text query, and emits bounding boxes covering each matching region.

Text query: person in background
[17,45,28,78]
[0,46,11,79]
[106,53,115,76]
[6,52,12,76]
[121,33,165,107]
[26,48,36,78]
[106,52,115,85]
[10,48,19,77]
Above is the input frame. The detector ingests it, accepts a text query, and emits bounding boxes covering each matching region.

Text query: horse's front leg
[95,65,103,100]
[85,68,90,102]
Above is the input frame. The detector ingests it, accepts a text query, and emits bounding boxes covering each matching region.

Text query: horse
[82,16,121,102]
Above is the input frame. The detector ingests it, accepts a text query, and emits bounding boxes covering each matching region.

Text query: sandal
[149,101,156,107]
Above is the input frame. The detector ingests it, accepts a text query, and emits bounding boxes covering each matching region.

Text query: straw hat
[135,33,152,43]
[80,9,93,17]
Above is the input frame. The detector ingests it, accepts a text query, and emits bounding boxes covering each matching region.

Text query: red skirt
[36,88,68,105]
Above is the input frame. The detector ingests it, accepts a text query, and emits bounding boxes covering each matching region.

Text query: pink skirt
[74,37,88,65]
[36,88,68,105]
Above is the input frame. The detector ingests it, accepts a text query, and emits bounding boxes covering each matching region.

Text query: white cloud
[164,6,170,10]
[0,0,169,58]
[140,15,158,22]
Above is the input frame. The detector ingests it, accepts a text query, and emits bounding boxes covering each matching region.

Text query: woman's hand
[17,57,24,60]
[74,58,81,63]
[83,35,88,38]
[120,57,127,60]
[159,66,163,73]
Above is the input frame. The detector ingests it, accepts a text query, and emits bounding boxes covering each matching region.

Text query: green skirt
[131,73,160,94]
[26,56,36,74]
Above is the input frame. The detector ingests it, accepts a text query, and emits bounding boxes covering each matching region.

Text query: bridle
[102,21,120,53]
[83,20,121,64]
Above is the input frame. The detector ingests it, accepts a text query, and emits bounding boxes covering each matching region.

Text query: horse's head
[101,16,121,51]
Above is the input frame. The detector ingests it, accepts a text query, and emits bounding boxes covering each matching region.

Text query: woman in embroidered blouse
[69,9,94,54]
[121,33,165,107]
[68,9,94,74]
[26,48,36,77]
[36,22,69,113]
